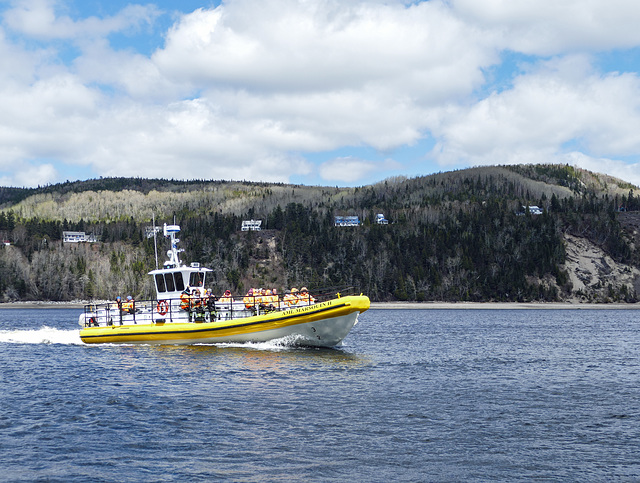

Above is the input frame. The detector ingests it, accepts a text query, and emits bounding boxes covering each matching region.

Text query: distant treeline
[1,165,639,303]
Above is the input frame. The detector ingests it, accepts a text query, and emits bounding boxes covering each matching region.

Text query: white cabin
[521,205,543,215]
[148,224,211,301]
[335,216,360,227]
[241,220,262,231]
[63,231,97,243]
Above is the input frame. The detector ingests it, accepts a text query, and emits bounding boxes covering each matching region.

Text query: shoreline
[371,301,640,310]
[0,301,88,309]
[1,300,639,310]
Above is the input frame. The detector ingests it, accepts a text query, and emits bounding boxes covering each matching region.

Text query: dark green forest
[1,164,639,303]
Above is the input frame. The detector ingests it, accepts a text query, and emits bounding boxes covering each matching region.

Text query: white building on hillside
[241,220,262,231]
[524,205,543,215]
[335,216,360,227]
[63,231,97,243]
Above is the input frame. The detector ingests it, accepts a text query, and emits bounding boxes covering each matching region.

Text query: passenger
[299,287,315,305]
[192,286,205,309]
[217,289,233,311]
[252,288,262,312]
[271,288,280,309]
[264,289,276,311]
[206,289,217,312]
[180,288,191,311]
[291,287,301,306]
[192,287,207,320]
[283,288,298,307]
[244,288,256,309]
[121,295,130,312]
[113,296,124,324]
[122,295,135,314]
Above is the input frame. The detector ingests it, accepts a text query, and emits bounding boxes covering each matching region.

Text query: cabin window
[190,272,204,288]
[164,273,176,292]
[155,274,166,293]
[174,272,185,292]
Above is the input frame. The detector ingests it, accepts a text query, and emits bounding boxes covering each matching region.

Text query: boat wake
[0,327,83,345]
[0,329,340,351]
[201,334,332,351]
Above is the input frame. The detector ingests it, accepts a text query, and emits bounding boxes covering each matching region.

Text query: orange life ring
[157,300,169,315]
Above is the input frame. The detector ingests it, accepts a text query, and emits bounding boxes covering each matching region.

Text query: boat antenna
[153,213,158,270]
[163,223,183,268]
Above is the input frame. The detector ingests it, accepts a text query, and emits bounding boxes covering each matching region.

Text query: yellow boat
[79,224,369,347]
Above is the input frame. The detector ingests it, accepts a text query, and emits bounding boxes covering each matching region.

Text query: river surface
[1,307,639,482]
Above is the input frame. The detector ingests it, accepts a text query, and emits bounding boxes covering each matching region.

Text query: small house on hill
[518,206,543,216]
[241,220,262,231]
[335,216,360,227]
[63,231,97,243]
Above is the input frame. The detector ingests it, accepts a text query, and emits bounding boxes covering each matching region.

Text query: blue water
[1,308,640,482]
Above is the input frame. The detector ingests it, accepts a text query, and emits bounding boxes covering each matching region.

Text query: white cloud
[428,56,640,172]
[1,0,640,188]
[0,72,99,165]
[73,40,185,101]
[4,0,161,40]
[55,99,315,182]
[319,156,401,183]
[153,0,496,97]
[0,26,46,86]
[452,0,640,55]
[143,0,501,179]
[565,152,640,188]
[1,0,503,186]
[0,162,58,187]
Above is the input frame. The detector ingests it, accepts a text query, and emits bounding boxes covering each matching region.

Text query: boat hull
[79,295,369,347]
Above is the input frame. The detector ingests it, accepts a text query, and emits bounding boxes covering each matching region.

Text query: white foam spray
[198,334,315,351]
[0,327,83,345]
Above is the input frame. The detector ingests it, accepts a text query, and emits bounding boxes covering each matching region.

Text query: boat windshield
[155,272,185,294]
[174,273,185,291]
[190,271,205,288]
[155,274,165,292]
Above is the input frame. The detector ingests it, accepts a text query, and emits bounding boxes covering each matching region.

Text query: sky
[1,0,640,188]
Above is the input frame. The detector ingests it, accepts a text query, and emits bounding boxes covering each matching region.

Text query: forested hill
[1,164,639,303]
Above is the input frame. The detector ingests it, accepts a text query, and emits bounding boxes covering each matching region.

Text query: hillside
[1,164,639,303]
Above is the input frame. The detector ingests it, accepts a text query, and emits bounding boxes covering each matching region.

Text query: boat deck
[80,291,345,328]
